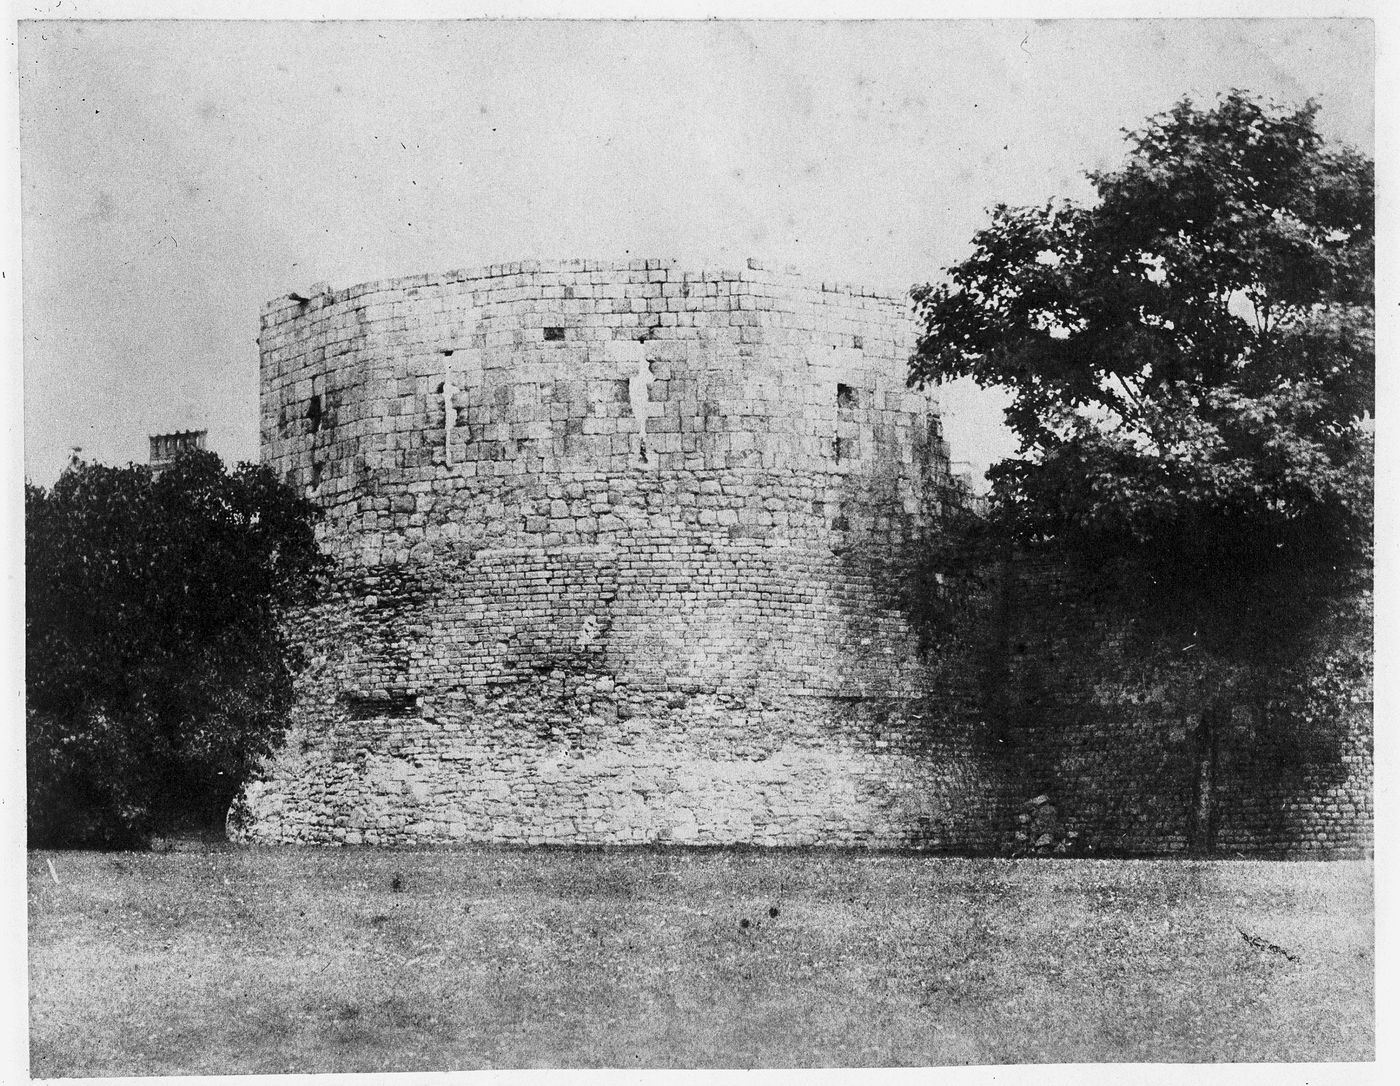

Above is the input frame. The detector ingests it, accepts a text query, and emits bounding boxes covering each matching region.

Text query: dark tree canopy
[26,450,327,846]
[910,92,1373,654]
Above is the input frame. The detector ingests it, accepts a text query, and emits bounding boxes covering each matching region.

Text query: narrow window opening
[544,326,566,341]
[836,383,858,409]
[834,435,851,461]
[625,349,655,469]
[307,393,323,433]
[344,691,419,720]
[852,334,864,350]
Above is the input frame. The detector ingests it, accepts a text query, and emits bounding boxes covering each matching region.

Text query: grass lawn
[27,847,1372,1074]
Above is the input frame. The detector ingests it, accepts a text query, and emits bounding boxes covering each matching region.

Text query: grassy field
[27,847,1372,1074]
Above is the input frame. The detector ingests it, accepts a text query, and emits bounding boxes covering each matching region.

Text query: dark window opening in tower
[307,394,323,433]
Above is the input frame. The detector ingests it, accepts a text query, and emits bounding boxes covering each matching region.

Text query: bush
[26,451,327,846]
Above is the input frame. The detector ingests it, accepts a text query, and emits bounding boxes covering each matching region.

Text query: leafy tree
[909,92,1372,849]
[26,450,327,847]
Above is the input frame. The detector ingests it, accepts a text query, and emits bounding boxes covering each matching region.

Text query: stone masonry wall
[996,560,1373,858]
[239,256,1369,856]
[240,259,1007,848]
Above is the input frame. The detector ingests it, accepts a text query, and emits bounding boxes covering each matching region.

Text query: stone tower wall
[242,259,1006,847]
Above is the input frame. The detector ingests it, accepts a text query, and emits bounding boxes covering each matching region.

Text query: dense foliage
[27,450,327,846]
[910,92,1373,661]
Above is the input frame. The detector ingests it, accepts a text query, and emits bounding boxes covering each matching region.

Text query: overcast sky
[17,16,1374,486]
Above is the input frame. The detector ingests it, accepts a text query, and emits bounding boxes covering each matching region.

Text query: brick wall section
[997,560,1373,858]
[240,259,1009,847]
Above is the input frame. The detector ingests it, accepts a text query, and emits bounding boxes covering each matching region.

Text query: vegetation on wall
[26,450,328,847]
[909,92,1373,848]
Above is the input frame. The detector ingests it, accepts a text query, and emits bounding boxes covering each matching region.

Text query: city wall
[238,257,1371,857]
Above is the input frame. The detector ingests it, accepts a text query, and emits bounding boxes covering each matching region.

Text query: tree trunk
[1189,702,1225,856]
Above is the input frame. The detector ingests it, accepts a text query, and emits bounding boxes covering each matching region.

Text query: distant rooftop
[149,430,207,474]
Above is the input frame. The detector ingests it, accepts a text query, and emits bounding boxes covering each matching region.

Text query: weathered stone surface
[998,557,1372,858]
[243,260,995,849]
[239,259,1372,857]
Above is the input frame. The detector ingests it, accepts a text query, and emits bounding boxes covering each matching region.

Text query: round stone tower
[239,258,1002,847]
